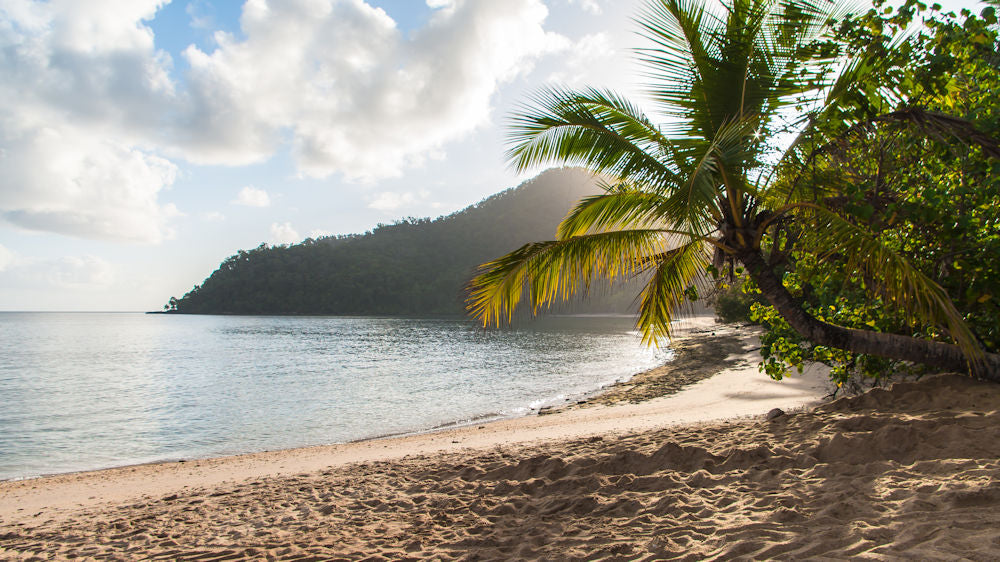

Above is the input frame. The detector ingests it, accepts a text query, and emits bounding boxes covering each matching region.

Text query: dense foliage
[752,2,1000,386]
[166,169,636,315]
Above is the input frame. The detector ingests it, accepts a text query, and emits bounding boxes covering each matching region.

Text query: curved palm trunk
[739,251,1000,383]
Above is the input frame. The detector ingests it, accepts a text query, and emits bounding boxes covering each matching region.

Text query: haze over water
[0,313,668,480]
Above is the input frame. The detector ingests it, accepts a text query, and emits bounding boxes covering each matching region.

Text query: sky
[0,0,984,311]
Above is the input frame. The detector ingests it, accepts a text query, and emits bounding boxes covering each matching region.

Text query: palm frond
[556,189,724,241]
[636,239,711,343]
[796,204,983,360]
[825,25,916,117]
[662,115,760,228]
[636,0,723,118]
[466,230,668,328]
[557,191,674,239]
[506,87,681,187]
[639,0,843,139]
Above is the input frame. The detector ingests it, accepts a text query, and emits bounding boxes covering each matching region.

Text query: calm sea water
[0,313,669,480]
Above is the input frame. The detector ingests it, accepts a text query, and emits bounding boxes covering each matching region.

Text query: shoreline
[4,320,999,559]
[0,316,832,526]
[0,315,735,484]
[0,312,667,484]
[0,314,669,484]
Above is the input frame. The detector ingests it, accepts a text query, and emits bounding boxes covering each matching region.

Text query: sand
[2,319,999,560]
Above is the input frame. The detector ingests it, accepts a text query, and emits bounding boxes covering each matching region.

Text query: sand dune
[2,326,999,559]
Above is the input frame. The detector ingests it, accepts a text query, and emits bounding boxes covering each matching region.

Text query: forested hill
[165,168,633,315]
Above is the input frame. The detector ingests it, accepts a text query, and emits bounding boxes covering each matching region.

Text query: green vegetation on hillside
[165,169,636,315]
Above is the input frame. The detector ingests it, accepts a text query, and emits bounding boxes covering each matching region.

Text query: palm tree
[466,0,1000,379]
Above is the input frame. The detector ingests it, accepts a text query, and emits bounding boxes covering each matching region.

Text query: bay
[0,312,668,481]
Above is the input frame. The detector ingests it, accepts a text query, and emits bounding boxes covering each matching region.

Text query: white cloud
[0,123,180,243]
[308,228,333,239]
[0,0,179,243]
[568,0,602,14]
[269,221,300,245]
[232,186,271,207]
[178,0,567,179]
[0,0,573,242]
[0,1,175,134]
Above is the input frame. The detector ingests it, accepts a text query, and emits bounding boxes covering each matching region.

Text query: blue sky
[0,0,985,311]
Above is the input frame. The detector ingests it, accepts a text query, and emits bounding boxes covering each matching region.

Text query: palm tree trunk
[739,251,1000,382]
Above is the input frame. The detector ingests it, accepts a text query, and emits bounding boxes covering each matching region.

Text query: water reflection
[0,313,667,480]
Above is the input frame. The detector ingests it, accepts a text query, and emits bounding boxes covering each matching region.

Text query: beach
[2,319,999,560]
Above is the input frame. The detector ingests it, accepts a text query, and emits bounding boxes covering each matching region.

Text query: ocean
[0,312,668,480]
